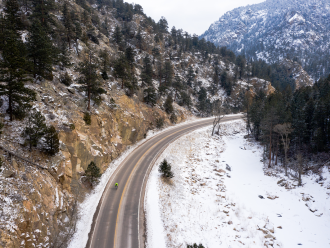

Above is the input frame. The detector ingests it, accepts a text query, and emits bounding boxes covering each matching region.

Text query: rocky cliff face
[201,0,330,80]
[0,77,189,248]
[280,59,314,89]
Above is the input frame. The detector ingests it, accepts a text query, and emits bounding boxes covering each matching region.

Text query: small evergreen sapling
[83,112,91,125]
[85,161,101,185]
[60,72,72,86]
[43,125,59,155]
[156,117,164,129]
[170,113,177,123]
[143,87,157,106]
[158,159,174,178]
[164,95,174,114]
[187,244,205,248]
[22,110,47,150]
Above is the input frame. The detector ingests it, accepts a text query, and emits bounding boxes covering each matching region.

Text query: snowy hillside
[200,0,330,79]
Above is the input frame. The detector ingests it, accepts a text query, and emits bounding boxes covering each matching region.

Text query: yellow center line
[113,116,241,248]
[113,122,207,248]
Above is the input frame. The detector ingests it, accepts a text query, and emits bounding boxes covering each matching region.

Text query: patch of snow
[146,120,330,247]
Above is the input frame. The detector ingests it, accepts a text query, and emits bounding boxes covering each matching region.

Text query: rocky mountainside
[201,0,330,80]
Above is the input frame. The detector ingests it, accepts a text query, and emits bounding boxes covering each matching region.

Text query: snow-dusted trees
[0,0,36,121]
[22,110,47,150]
[76,52,106,110]
[247,75,330,178]
[22,110,60,155]
[141,55,153,87]
[163,95,174,114]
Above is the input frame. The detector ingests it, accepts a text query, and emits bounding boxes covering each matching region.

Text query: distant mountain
[200,0,330,80]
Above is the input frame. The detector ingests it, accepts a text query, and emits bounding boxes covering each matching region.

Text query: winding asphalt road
[86,115,243,248]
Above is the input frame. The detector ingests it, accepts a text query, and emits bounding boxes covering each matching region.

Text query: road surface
[86,115,243,248]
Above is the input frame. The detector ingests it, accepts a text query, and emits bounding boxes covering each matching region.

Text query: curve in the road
[86,115,242,248]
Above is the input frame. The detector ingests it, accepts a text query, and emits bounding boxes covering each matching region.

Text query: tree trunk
[87,90,90,111]
[284,149,288,176]
[275,141,278,166]
[9,94,12,121]
[268,125,272,168]
[297,153,303,186]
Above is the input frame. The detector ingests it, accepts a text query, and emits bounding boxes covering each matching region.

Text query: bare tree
[297,153,303,186]
[212,98,224,136]
[274,123,293,176]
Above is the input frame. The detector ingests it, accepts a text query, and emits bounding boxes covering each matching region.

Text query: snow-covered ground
[145,120,330,248]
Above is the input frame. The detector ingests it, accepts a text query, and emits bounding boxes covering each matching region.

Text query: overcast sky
[129,0,265,35]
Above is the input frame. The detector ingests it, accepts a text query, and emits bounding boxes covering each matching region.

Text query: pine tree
[62,1,75,48]
[164,95,174,114]
[112,25,123,45]
[179,91,192,109]
[141,55,153,87]
[186,65,195,87]
[2,0,24,32]
[125,46,136,79]
[135,28,142,50]
[113,55,130,89]
[163,61,173,87]
[143,87,157,106]
[197,87,212,116]
[158,16,168,33]
[99,49,110,80]
[236,55,246,79]
[22,110,47,150]
[85,161,101,185]
[27,19,56,80]
[0,0,36,121]
[151,47,160,64]
[43,125,59,155]
[76,52,106,110]
[30,0,54,29]
[172,75,183,101]
[158,159,174,178]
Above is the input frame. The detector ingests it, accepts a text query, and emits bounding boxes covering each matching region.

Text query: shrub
[156,117,164,129]
[158,159,174,178]
[83,112,91,125]
[60,72,72,86]
[69,124,75,130]
[101,71,109,80]
[170,113,177,123]
[187,244,205,248]
[109,98,116,108]
[85,161,101,185]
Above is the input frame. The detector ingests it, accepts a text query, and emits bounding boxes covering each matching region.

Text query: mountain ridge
[200,0,330,80]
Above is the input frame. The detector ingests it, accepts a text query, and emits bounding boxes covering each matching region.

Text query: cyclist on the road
[115,183,118,189]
